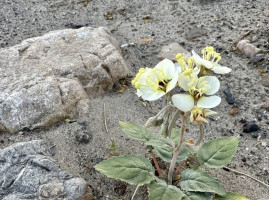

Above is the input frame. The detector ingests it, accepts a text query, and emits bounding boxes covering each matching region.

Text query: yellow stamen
[201,46,221,67]
[176,53,187,72]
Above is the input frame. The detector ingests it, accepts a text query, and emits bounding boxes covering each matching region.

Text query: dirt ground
[0,0,269,199]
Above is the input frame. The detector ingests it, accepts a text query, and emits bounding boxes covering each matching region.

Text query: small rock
[75,131,91,143]
[264,7,269,17]
[223,87,235,104]
[156,42,191,62]
[237,40,261,58]
[39,182,64,198]
[229,107,239,115]
[64,178,88,200]
[250,56,264,63]
[242,157,247,162]
[186,28,208,40]
[243,121,260,133]
[261,141,267,147]
[251,132,259,138]
[261,74,269,88]
[215,46,223,53]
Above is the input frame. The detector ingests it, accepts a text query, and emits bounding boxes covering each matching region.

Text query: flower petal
[172,94,194,112]
[178,73,198,91]
[192,50,213,69]
[174,63,182,74]
[155,59,175,79]
[204,109,218,116]
[136,89,143,97]
[166,75,178,93]
[212,64,232,74]
[197,96,221,108]
[140,87,165,101]
[201,76,220,95]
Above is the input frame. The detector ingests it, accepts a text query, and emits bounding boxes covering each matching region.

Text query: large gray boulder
[0,140,91,200]
[0,27,129,133]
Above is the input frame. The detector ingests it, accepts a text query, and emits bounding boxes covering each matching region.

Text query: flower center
[146,68,169,92]
[191,106,207,124]
[188,77,211,101]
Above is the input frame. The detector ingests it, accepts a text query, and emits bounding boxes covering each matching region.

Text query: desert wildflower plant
[95,47,249,200]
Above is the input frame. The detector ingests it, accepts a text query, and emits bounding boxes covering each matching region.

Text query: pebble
[243,121,260,133]
[261,74,269,88]
[186,28,208,40]
[264,7,269,17]
[223,87,235,104]
[250,56,264,63]
[75,131,91,143]
[229,107,239,115]
[156,42,191,62]
[251,132,259,138]
[215,46,223,53]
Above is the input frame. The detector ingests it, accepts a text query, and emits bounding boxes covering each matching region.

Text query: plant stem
[131,185,139,200]
[195,124,204,146]
[166,92,171,105]
[168,110,181,139]
[150,149,162,176]
[175,161,184,174]
[168,113,187,185]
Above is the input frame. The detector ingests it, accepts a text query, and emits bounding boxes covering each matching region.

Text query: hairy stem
[195,124,204,146]
[168,113,186,185]
[166,92,171,105]
[150,148,162,176]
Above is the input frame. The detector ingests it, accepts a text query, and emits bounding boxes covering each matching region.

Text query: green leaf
[148,180,185,200]
[180,169,226,196]
[154,128,191,163]
[197,137,238,168]
[215,192,249,200]
[183,192,212,200]
[119,121,154,142]
[146,139,173,151]
[94,155,155,185]
[154,142,189,163]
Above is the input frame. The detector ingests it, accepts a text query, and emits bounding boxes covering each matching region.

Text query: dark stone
[216,46,223,52]
[250,56,264,63]
[242,157,247,162]
[251,132,259,138]
[243,121,260,133]
[75,131,91,144]
[223,87,235,104]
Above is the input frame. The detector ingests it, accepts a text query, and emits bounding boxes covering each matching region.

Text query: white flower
[172,75,221,112]
[175,54,200,77]
[132,59,181,101]
[190,106,217,124]
[192,46,231,74]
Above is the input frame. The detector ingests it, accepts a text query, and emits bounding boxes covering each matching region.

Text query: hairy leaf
[198,137,238,168]
[154,128,191,163]
[183,192,212,200]
[148,180,185,200]
[119,121,154,142]
[146,139,173,151]
[180,169,226,196]
[215,192,249,200]
[94,155,155,185]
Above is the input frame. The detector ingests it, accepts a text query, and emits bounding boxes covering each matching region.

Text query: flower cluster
[132,46,231,124]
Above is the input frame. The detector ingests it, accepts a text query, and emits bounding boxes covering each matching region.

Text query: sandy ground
[0,0,269,199]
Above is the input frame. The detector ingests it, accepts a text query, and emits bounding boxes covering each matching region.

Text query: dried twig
[103,103,109,134]
[223,166,269,188]
[221,30,252,54]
